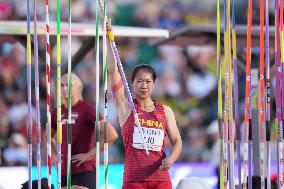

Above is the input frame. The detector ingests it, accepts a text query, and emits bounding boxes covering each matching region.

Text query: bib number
[132,126,164,152]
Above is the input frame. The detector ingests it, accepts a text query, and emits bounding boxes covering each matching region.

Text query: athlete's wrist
[86,150,95,159]
[166,157,174,166]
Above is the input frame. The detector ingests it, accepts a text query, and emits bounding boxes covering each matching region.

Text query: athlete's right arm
[106,18,130,125]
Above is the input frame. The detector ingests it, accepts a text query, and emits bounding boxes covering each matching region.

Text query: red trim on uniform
[111,80,123,93]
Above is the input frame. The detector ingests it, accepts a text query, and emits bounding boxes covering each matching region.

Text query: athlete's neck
[136,98,155,109]
[63,97,80,108]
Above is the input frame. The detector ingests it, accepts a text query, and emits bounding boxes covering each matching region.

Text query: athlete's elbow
[173,137,182,151]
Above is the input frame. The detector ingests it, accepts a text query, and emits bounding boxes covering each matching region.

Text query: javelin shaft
[95,1,100,189]
[97,0,149,155]
[275,0,284,188]
[56,0,62,188]
[67,0,72,188]
[265,0,271,188]
[281,0,284,119]
[44,0,52,187]
[33,0,42,188]
[259,1,266,188]
[276,0,284,187]
[223,0,229,188]
[225,1,235,188]
[27,0,33,188]
[243,1,253,188]
[102,0,109,188]
[280,0,284,140]
[217,0,224,187]
[231,0,241,188]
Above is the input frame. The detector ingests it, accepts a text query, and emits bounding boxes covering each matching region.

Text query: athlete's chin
[62,96,68,101]
[137,94,150,99]
[62,93,67,98]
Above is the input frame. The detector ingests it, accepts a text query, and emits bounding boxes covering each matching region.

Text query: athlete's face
[61,76,80,100]
[132,70,155,99]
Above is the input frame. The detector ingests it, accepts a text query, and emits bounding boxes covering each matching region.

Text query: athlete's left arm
[160,105,182,170]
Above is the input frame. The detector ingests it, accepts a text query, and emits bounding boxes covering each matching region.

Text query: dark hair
[131,64,157,83]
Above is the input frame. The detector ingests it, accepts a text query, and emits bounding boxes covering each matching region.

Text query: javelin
[259,0,265,188]
[94,0,100,188]
[224,0,235,188]
[275,0,284,187]
[26,0,33,188]
[44,0,52,188]
[216,0,224,188]
[265,1,271,188]
[33,0,42,188]
[222,0,229,188]
[101,0,109,188]
[281,0,284,126]
[231,0,241,188]
[97,0,149,156]
[243,0,252,189]
[56,0,62,188]
[67,0,73,188]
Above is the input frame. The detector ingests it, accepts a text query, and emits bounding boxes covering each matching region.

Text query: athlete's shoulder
[161,105,174,117]
[162,104,172,111]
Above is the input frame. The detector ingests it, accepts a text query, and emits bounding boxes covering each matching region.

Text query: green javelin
[95,0,100,189]
[56,0,62,188]
[102,0,109,189]
[67,0,72,188]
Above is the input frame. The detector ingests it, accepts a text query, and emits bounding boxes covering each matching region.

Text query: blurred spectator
[158,1,185,30]
[180,128,207,162]
[134,0,161,27]
[0,117,10,165]
[185,46,217,99]
[8,94,30,128]
[0,2,13,20]
[3,133,28,166]
[202,120,220,165]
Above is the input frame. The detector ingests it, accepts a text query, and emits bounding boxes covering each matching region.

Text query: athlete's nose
[141,81,147,88]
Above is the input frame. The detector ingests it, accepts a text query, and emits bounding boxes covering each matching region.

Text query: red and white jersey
[121,100,170,182]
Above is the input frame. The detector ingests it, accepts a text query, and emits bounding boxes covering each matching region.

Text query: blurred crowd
[0,0,277,168]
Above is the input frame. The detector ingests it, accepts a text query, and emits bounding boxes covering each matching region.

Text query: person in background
[51,73,118,189]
